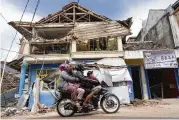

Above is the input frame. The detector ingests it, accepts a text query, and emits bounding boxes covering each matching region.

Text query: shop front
[143,50,179,99]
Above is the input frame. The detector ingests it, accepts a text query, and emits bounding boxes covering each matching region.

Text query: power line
[0,48,40,60]
[0,13,21,60]
[0,13,21,39]
[30,0,40,26]
[0,13,8,23]
[1,0,30,86]
[29,0,47,85]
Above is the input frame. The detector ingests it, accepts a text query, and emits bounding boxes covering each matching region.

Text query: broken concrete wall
[145,10,167,34]
[144,13,175,49]
[123,41,168,50]
[136,10,167,42]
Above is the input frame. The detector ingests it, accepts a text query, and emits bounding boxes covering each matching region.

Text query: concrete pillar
[71,40,76,52]
[140,65,149,100]
[169,15,179,48]
[117,36,123,51]
[96,38,100,50]
[23,38,30,55]
[19,60,28,96]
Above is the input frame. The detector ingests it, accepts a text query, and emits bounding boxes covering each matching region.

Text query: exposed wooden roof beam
[31,40,70,45]
[60,13,73,22]
[37,2,110,24]
[39,5,74,24]
[65,13,87,15]
[76,14,88,22]
[74,6,109,22]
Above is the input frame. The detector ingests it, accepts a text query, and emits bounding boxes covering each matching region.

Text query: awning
[87,58,126,67]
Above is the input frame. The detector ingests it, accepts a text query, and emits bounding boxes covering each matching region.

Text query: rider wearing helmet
[59,64,67,71]
[58,64,84,105]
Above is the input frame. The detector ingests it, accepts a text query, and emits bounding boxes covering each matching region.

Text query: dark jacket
[74,71,99,89]
[58,71,78,90]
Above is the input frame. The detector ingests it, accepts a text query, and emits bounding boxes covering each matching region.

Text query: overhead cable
[1,0,30,85]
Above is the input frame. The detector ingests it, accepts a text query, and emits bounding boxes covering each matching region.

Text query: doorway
[131,67,142,99]
[147,68,179,99]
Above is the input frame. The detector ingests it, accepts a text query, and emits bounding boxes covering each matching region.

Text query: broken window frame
[76,37,118,52]
[36,69,58,91]
[30,43,70,54]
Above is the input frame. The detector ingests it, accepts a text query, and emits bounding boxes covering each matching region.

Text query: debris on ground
[1,104,55,118]
[131,99,169,107]
[37,103,53,113]
[1,107,29,117]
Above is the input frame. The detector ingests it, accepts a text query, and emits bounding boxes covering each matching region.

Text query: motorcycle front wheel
[56,98,76,117]
[100,94,120,114]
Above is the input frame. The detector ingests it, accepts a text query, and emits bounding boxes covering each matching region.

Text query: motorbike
[56,79,120,117]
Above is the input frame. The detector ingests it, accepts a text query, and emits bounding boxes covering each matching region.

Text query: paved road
[4,99,179,119]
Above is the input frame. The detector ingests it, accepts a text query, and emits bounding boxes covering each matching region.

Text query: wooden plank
[59,15,61,23]
[31,41,70,45]
[60,13,73,22]
[73,26,126,34]
[89,15,91,22]
[40,5,74,24]
[73,24,123,32]
[12,23,74,28]
[65,13,86,15]
[96,38,100,50]
[75,6,108,22]
[74,28,128,35]
[76,14,88,21]
[73,4,75,23]
[75,31,129,40]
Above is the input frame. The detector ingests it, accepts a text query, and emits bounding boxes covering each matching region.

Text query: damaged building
[124,0,179,100]
[7,1,179,109]
[8,2,133,108]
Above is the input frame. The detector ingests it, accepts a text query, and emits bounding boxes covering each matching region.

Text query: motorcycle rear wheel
[100,94,120,114]
[56,98,76,117]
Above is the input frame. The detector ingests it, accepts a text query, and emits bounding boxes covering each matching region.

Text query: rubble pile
[1,104,55,118]
[1,107,29,117]
[131,99,169,107]
[123,41,168,50]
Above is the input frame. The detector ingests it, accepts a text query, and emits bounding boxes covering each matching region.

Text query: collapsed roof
[123,41,169,50]
[8,2,132,41]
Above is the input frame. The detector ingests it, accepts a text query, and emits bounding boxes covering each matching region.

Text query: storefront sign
[143,50,178,69]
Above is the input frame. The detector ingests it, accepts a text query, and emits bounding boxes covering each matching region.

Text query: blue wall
[174,68,179,93]
[28,64,60,109]
[127,67,134,101]
[144,69,152,99]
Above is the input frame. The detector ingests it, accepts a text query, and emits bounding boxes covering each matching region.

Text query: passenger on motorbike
[74,64,101,106]
[83,71,101,106]
[56,64,120,117]
[58,64,85,106]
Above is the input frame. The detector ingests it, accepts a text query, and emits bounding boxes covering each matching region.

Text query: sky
[0,0,177,62]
